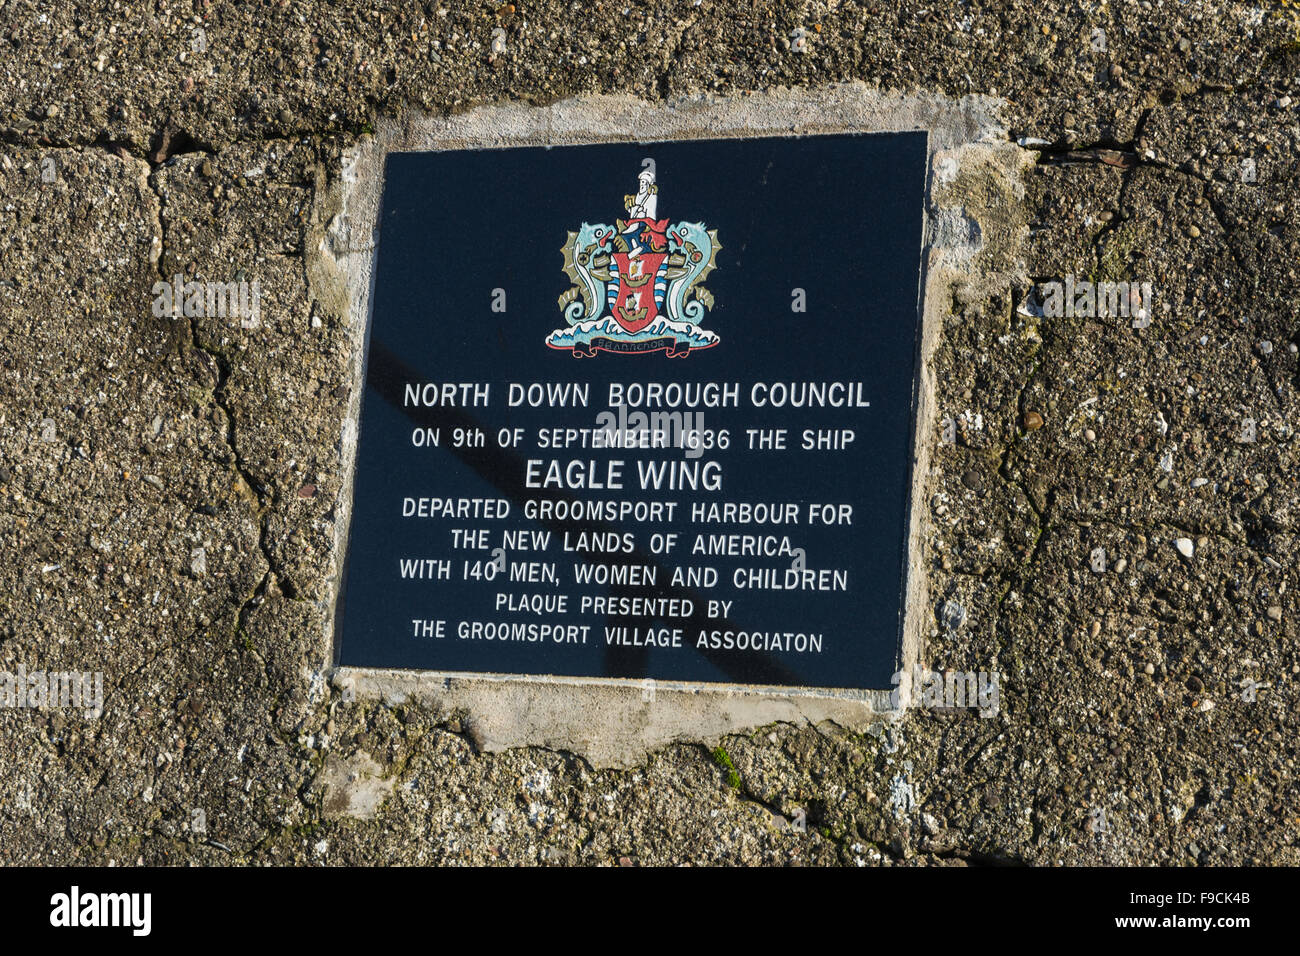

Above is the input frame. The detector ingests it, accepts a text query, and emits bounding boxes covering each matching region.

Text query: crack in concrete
[136,149,292,683]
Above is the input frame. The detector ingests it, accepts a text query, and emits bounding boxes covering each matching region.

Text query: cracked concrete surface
[0,0,1298,865]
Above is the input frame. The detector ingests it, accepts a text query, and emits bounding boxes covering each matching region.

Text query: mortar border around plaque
[317,88,1019,762]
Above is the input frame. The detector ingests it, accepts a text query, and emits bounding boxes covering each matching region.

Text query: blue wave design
[546,315,720,350]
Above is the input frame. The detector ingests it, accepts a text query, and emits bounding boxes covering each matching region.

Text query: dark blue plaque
[337,132,927,690]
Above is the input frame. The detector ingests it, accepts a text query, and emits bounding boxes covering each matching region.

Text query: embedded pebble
[1175,537,1194,557]
[942,600,967,631]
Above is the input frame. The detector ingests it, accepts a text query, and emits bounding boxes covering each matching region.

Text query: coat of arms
[548,159,720,357]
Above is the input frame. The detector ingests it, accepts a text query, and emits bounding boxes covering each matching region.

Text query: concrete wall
[0,0,1297,864]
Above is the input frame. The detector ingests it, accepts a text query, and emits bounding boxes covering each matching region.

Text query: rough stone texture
[1,0,1298,865]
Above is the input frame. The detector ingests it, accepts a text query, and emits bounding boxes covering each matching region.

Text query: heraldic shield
[549,160,720,357]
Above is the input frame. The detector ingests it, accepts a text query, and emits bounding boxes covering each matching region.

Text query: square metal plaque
[337,131,927,691]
